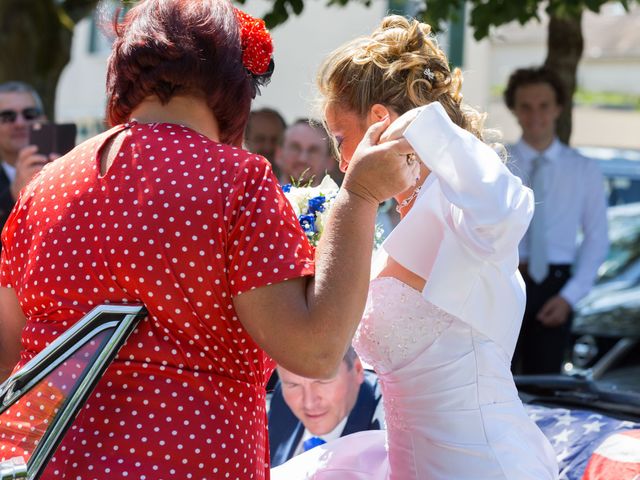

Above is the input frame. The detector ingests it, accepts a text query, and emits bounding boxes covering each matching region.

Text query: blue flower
[299,214,316,234]
[282,184,292,193]
[307,195,326,215]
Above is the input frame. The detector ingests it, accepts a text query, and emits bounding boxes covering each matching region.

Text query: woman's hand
[378,106,426,144]
[342,116,419,206]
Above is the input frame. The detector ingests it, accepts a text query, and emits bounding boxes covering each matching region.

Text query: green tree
[0,0,101,119]
[253,0,638,144]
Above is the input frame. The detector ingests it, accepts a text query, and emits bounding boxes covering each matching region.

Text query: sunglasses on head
[0,107,42,124]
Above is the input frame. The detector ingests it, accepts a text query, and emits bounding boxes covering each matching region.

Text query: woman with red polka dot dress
[0,1,418,478]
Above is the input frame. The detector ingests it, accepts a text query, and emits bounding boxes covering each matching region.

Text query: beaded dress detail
[354,277,452,374]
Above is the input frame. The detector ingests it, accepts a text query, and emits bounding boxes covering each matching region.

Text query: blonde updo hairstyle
[318,15,486,142]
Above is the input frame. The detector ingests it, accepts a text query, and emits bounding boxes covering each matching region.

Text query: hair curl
[105,0,253,146]
[317,15,486,141]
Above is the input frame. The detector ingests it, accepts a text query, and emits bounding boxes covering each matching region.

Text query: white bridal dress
[271,103,559,480]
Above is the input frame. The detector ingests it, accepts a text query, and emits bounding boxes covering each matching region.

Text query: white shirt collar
[515,137,564,164]
[2,162,16,182]
[296,416,349,455]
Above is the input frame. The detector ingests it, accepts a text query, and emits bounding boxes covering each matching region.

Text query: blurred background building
[56,0,640,148]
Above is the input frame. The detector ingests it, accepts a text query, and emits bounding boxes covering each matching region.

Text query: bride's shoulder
[371,253,426,293]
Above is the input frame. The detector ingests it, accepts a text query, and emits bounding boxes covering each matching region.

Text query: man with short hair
[275,118,338,186]
[244,107,286,178]
[505,67,609,374]
[0,81,49,236]
[268,347,382,466]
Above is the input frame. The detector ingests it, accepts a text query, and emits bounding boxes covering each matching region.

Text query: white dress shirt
[507,139,609,306]
[293,416,348,456]
[383,102,534,357]
[2,162,16,182]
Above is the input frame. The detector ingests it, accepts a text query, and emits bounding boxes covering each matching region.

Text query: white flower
[282,175,339,246]
[283,188,308,216]
[316,175,339,194]
[283,175,386,249]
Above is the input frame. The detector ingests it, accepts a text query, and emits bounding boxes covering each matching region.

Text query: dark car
[566,148,640,390]
[567,202,640,386]
[578,146,640,206]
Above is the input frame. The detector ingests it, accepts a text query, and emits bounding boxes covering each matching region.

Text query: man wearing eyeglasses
[0,82,49,238]
[275,118,340,187]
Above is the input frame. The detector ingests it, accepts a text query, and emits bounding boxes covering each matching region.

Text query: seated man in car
[268,346,382,466]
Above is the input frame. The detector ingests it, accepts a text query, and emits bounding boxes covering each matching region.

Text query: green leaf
[290,0,304,15]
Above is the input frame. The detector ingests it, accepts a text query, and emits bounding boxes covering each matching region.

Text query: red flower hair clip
[234,8,273,77]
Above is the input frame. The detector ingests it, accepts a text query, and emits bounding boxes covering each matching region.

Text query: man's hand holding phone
[28,123,76,158]
[10,122,77,200]
[10,145,51,201]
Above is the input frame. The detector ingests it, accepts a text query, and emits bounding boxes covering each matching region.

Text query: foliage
[0,0,100,118]
[251,0,636,35]
[574,89,640,111]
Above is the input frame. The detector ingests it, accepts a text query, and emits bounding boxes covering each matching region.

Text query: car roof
[578,146,640,162]
[577,146,640,178]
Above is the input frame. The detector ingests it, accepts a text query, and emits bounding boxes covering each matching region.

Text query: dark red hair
[105,0,253,146]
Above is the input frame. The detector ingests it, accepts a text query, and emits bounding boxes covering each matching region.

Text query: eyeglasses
[284,143,326,159]
[0,107,42,124]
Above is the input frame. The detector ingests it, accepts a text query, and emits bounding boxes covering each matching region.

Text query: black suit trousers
[513,265,573,375]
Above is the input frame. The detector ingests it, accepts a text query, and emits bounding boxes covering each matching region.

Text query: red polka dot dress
[0,122,315,479]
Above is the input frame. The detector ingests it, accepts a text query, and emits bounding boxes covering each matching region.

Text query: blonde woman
[272,16,558,480]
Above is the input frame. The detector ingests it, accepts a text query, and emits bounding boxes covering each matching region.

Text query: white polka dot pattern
[0,122,316,478]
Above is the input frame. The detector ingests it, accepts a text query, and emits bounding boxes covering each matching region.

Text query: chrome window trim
[0,305,146,480]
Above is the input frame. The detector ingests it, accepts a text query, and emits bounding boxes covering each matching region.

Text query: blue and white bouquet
[283,175,385,248]
[283,175,339,247]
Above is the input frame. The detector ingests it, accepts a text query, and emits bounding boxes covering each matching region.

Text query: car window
[578,147,640,207]
[598,204,640,281]
[604,176,640,206]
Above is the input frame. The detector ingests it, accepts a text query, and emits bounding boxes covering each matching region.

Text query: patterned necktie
[302,436,326,452]
[528,155,549,283]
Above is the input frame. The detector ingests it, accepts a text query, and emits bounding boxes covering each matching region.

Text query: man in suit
[244,107,287,181]
[0,82,49,238]
[504,67,609,374]
[268,346,382,466]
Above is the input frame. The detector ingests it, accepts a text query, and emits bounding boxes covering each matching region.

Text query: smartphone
[28,123,77,157]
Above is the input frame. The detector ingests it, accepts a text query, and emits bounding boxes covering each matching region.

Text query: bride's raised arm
[386,102,533,260]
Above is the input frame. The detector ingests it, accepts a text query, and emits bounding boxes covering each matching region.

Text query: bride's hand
[378,106,426,144]
[342,117,419,205]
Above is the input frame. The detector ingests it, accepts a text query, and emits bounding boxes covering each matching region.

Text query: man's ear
[353,358,365,384]
[368,104,391,123]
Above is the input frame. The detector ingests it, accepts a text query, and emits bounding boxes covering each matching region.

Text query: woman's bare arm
[234,119,417,379]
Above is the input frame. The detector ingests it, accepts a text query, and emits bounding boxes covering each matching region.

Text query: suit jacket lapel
[341,377,381,436]
[286,423,304,460]
[0,164,15,232]
[268,383,307,466]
